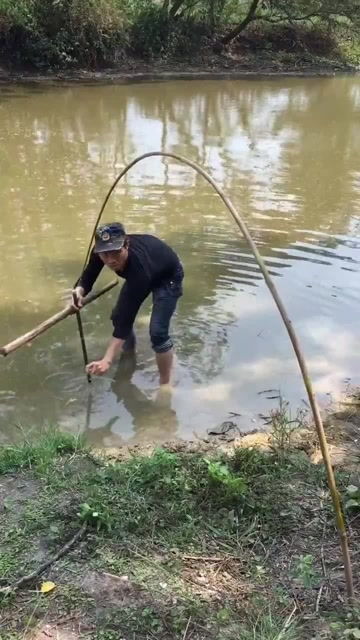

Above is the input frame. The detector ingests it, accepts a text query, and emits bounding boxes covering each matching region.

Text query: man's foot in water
[154,383,173,409]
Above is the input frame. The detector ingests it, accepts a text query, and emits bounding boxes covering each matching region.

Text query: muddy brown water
[1,77,360,447]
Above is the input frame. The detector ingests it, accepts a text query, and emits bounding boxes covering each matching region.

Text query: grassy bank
[0,0,359,72]
[0,425,359,639]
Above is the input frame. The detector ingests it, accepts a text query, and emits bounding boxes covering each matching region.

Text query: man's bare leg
[122,330,136,354]
[156,349,174,385]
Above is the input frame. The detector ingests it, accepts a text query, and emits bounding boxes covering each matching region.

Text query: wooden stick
[0,280,118,357]
[182,555,223,562]
[275,603,297,640]
[0,523,87,595]
[182,616,191,640]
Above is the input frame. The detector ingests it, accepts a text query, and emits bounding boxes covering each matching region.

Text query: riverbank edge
[0,58,359,85]
[0,413,359,640]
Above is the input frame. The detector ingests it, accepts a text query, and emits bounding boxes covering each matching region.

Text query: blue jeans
[124,266,183,354]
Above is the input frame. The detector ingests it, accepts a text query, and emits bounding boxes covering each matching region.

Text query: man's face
[99,248,128,272]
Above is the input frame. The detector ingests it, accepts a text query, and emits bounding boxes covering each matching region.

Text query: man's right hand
[71,286,85,309]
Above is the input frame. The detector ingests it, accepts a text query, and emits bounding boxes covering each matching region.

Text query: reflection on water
[1,77,360,446]
[85,354,178,447]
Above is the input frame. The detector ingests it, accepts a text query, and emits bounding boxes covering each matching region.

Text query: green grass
[70,446,329,549]
[0,430,83,474]
[237,609,299,640]
[0,430,358,639]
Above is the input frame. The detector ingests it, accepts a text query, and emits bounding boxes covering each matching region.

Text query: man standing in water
[72,222,183,385]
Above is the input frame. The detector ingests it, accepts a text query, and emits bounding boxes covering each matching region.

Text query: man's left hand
[86,359,111,376]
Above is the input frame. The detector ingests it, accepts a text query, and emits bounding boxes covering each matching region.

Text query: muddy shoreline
[90,391,360,470]
[0,58,358,85]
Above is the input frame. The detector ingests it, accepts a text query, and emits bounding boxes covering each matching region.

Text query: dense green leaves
[0,0,359,67]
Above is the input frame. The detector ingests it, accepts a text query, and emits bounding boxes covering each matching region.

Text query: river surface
[1,77,360,447]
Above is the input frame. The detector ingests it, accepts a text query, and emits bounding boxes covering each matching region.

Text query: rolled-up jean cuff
[152,338,173,353]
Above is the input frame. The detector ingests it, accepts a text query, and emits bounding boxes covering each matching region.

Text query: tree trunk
[209,0,216,29]
[221,0,262,46]
[169,0,187,18]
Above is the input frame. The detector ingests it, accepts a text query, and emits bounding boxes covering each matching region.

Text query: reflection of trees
[1,77,360,402]
[270,78,360,237]
[124,78,360,249]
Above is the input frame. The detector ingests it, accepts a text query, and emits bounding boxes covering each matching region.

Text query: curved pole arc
[84,151,353,600]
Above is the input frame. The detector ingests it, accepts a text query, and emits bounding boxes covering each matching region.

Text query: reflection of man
[84,354,179,446]
[72,222,184,385]
[111,354,179,442]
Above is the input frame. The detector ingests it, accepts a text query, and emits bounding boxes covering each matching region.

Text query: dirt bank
[0,54,357,85]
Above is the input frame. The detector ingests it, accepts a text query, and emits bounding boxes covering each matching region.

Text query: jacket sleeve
[111,276,151,340]
[76,250,104,295]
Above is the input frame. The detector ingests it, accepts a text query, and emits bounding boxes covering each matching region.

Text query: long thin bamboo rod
[72,291,92,384]
[88,151,354,601]
[0,280,118,357]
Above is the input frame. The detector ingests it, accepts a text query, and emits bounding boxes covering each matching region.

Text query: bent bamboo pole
[0,152,353,599]
[0,280,118,357]
[88,151,354,601]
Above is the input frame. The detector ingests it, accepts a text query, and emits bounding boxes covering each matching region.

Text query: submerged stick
[0,280,118,357]
[90,151,354,601]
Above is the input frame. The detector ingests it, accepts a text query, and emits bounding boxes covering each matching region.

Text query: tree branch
[221,0,263,46]
[169,0,188,18]
[0,524,87,595]
[260,9,355,23]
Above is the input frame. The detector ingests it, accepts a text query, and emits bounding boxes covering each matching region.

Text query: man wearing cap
[72,222,183,385]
